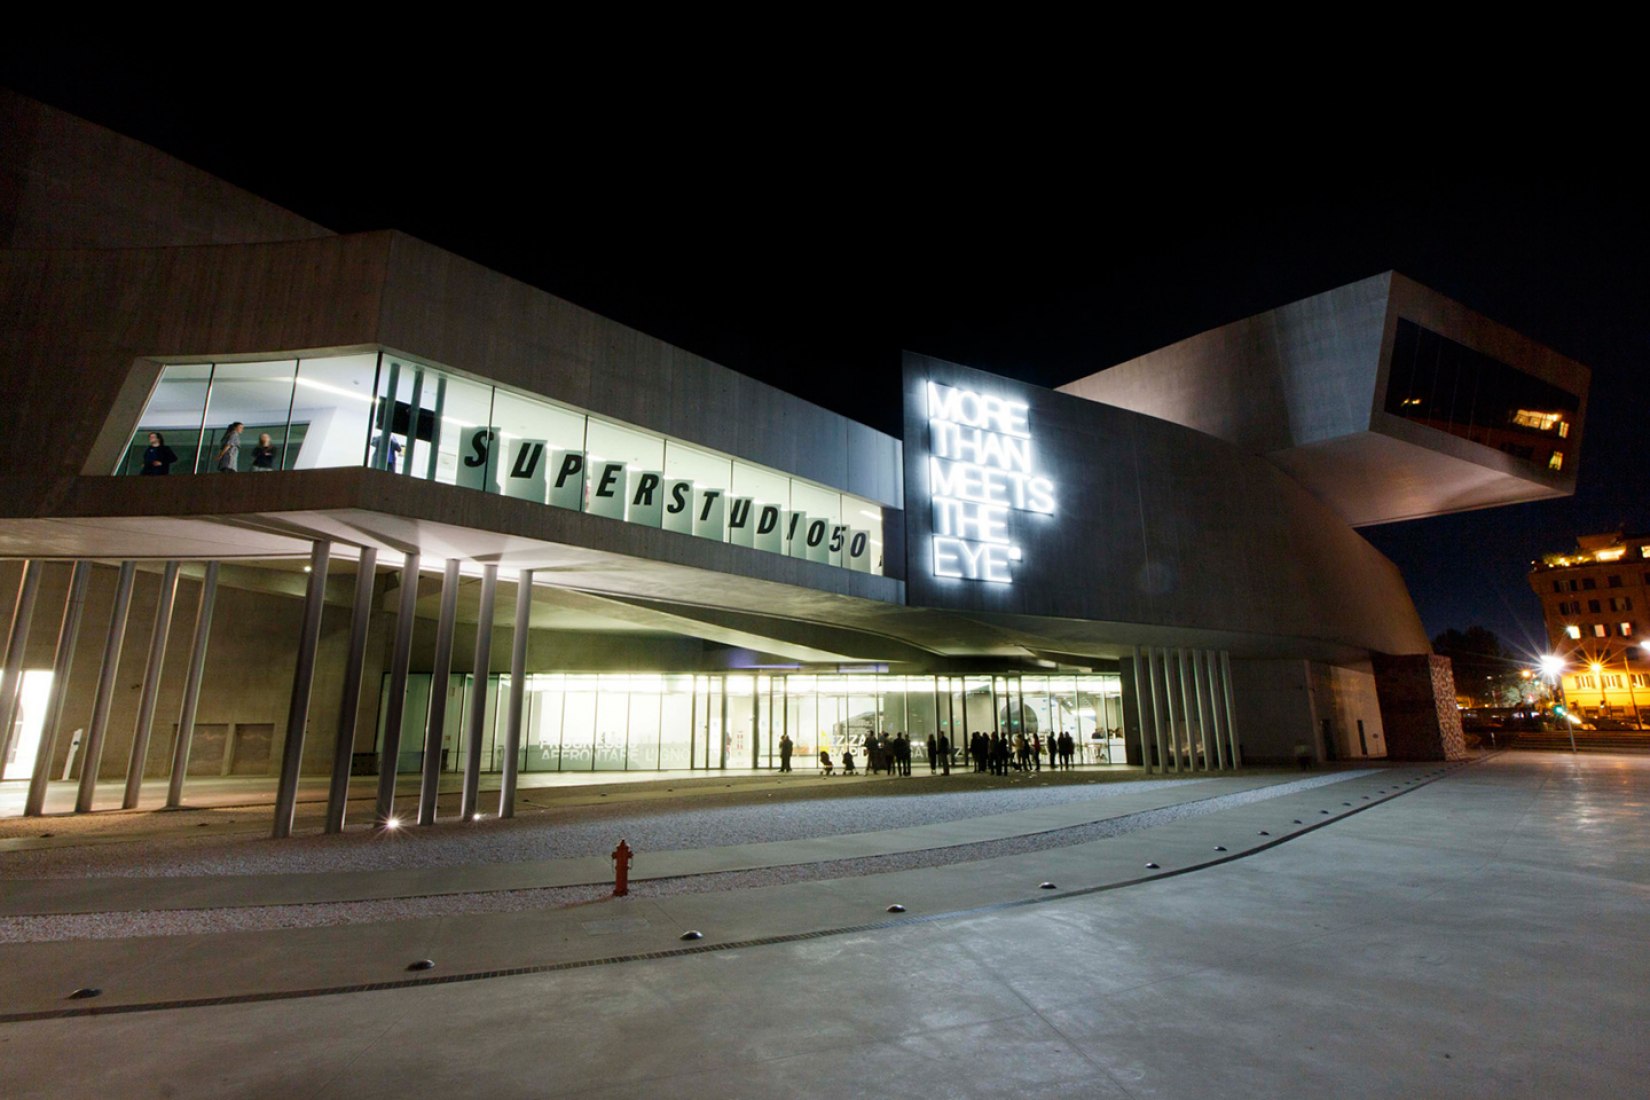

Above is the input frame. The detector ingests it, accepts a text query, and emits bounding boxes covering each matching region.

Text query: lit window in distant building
[1548,451,1564,471]
[1575,674,1596,689]
[1566,625,1582,639]
[1620,622,1634,636]
[1593,624,1608,637]
[1512,410,1564,431]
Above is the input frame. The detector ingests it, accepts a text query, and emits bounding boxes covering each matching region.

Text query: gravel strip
[0,771,1367,943]
[3,777,1214,879]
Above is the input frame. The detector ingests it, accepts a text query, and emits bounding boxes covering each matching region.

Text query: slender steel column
[272,541,332,839]
[1160,647,1182,772]
[1196,650,1222,770]
[375,552,421,825]
[1194,649,1221,771]
[401,368,424,475]
[372,359,399,470]
[324,547,378,833]
[0,560,44,774]
[460,563,497,820]
[419,558,462,825]
[1132,646,1151,772]
[718,685,729,770]
[424,376,447,481]
[499,569,533,818]
[26,563,89,816]
[166,562,219,808]
[76,562,136,813]
[1220,650,1241,768]
[1144,646,1166,773]
[122,561,181,808]
[1205,650,1228,770]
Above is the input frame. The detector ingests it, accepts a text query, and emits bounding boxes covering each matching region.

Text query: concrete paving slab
[2,755,1643,1097]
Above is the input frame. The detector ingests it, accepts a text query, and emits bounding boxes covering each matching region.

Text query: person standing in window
[250,432,278,473]
[140,432,177,475]
[214,422,243,473]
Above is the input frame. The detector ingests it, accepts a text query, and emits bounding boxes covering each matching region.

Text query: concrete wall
[1309,661,1387,761]
[376,234,903,508]
[1058,275,1391,452]
[0,89,331,251]
[1229,659,1316,765]
[1373,653,1468,761]
[903,354,1431,658]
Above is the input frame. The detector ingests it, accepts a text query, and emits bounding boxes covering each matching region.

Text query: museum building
[0,90,1592,833]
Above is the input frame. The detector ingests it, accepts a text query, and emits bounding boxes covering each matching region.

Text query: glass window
[428,374,497,489]
[1565,625,1582,639]
[659,680,695,770]
[1593,624,1608,638]
[124,364,212,475]
[492,389,586,501]
[289,353,379,470]
[561,680,598,770]
[201,360,297,474]
[664,441,731,492]
[594,683,629,770]
[628,689,661,770]
[731,460,789,507]
[1608,575,1623,588]
[842,493,885,574]
[524,677,565,771]
[1384,319,1579,470]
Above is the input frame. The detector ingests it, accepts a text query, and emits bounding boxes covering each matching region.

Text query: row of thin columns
[2,551,537,837]
[1133,645,1240,773]
[0,560,219,818]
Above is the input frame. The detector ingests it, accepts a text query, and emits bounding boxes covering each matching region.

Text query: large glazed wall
[0,231,901,517]
[903,353,1431,658]
[376,235,902,509]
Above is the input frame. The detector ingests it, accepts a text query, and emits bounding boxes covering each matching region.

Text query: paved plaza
[1,753,1645,1097]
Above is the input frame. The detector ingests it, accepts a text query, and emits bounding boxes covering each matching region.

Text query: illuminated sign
[926,380,1054,583]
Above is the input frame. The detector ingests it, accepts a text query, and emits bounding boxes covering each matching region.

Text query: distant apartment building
[1529,532,1650,726]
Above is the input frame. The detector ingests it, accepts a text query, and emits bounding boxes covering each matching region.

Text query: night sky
[5,50,1645,661]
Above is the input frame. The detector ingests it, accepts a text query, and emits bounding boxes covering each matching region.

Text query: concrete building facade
[1528,531,1650,726]
[0,90,1590,831]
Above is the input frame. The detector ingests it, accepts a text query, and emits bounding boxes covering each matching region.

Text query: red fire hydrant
[611,838,633,897]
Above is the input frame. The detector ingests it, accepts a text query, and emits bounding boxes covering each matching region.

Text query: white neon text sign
[926,381,1055,583]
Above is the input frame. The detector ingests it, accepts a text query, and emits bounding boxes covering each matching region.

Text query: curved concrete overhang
[1056,272,1589,526]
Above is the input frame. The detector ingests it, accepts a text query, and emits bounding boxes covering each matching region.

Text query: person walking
[213,421,243,473]
[1049,733,1059,771]
[778,732,793,773]
[1030,733,1042,771]
[926,733,938,774]
[936,732,950,775]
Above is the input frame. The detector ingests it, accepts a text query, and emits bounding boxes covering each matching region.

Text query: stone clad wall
[1372,653,1467,761]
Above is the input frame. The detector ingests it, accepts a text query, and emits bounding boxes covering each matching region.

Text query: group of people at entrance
[969,730,1077,774]
[782,729,1080,776]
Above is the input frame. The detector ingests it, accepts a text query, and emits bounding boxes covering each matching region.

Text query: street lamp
[1539,654,1576,753]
